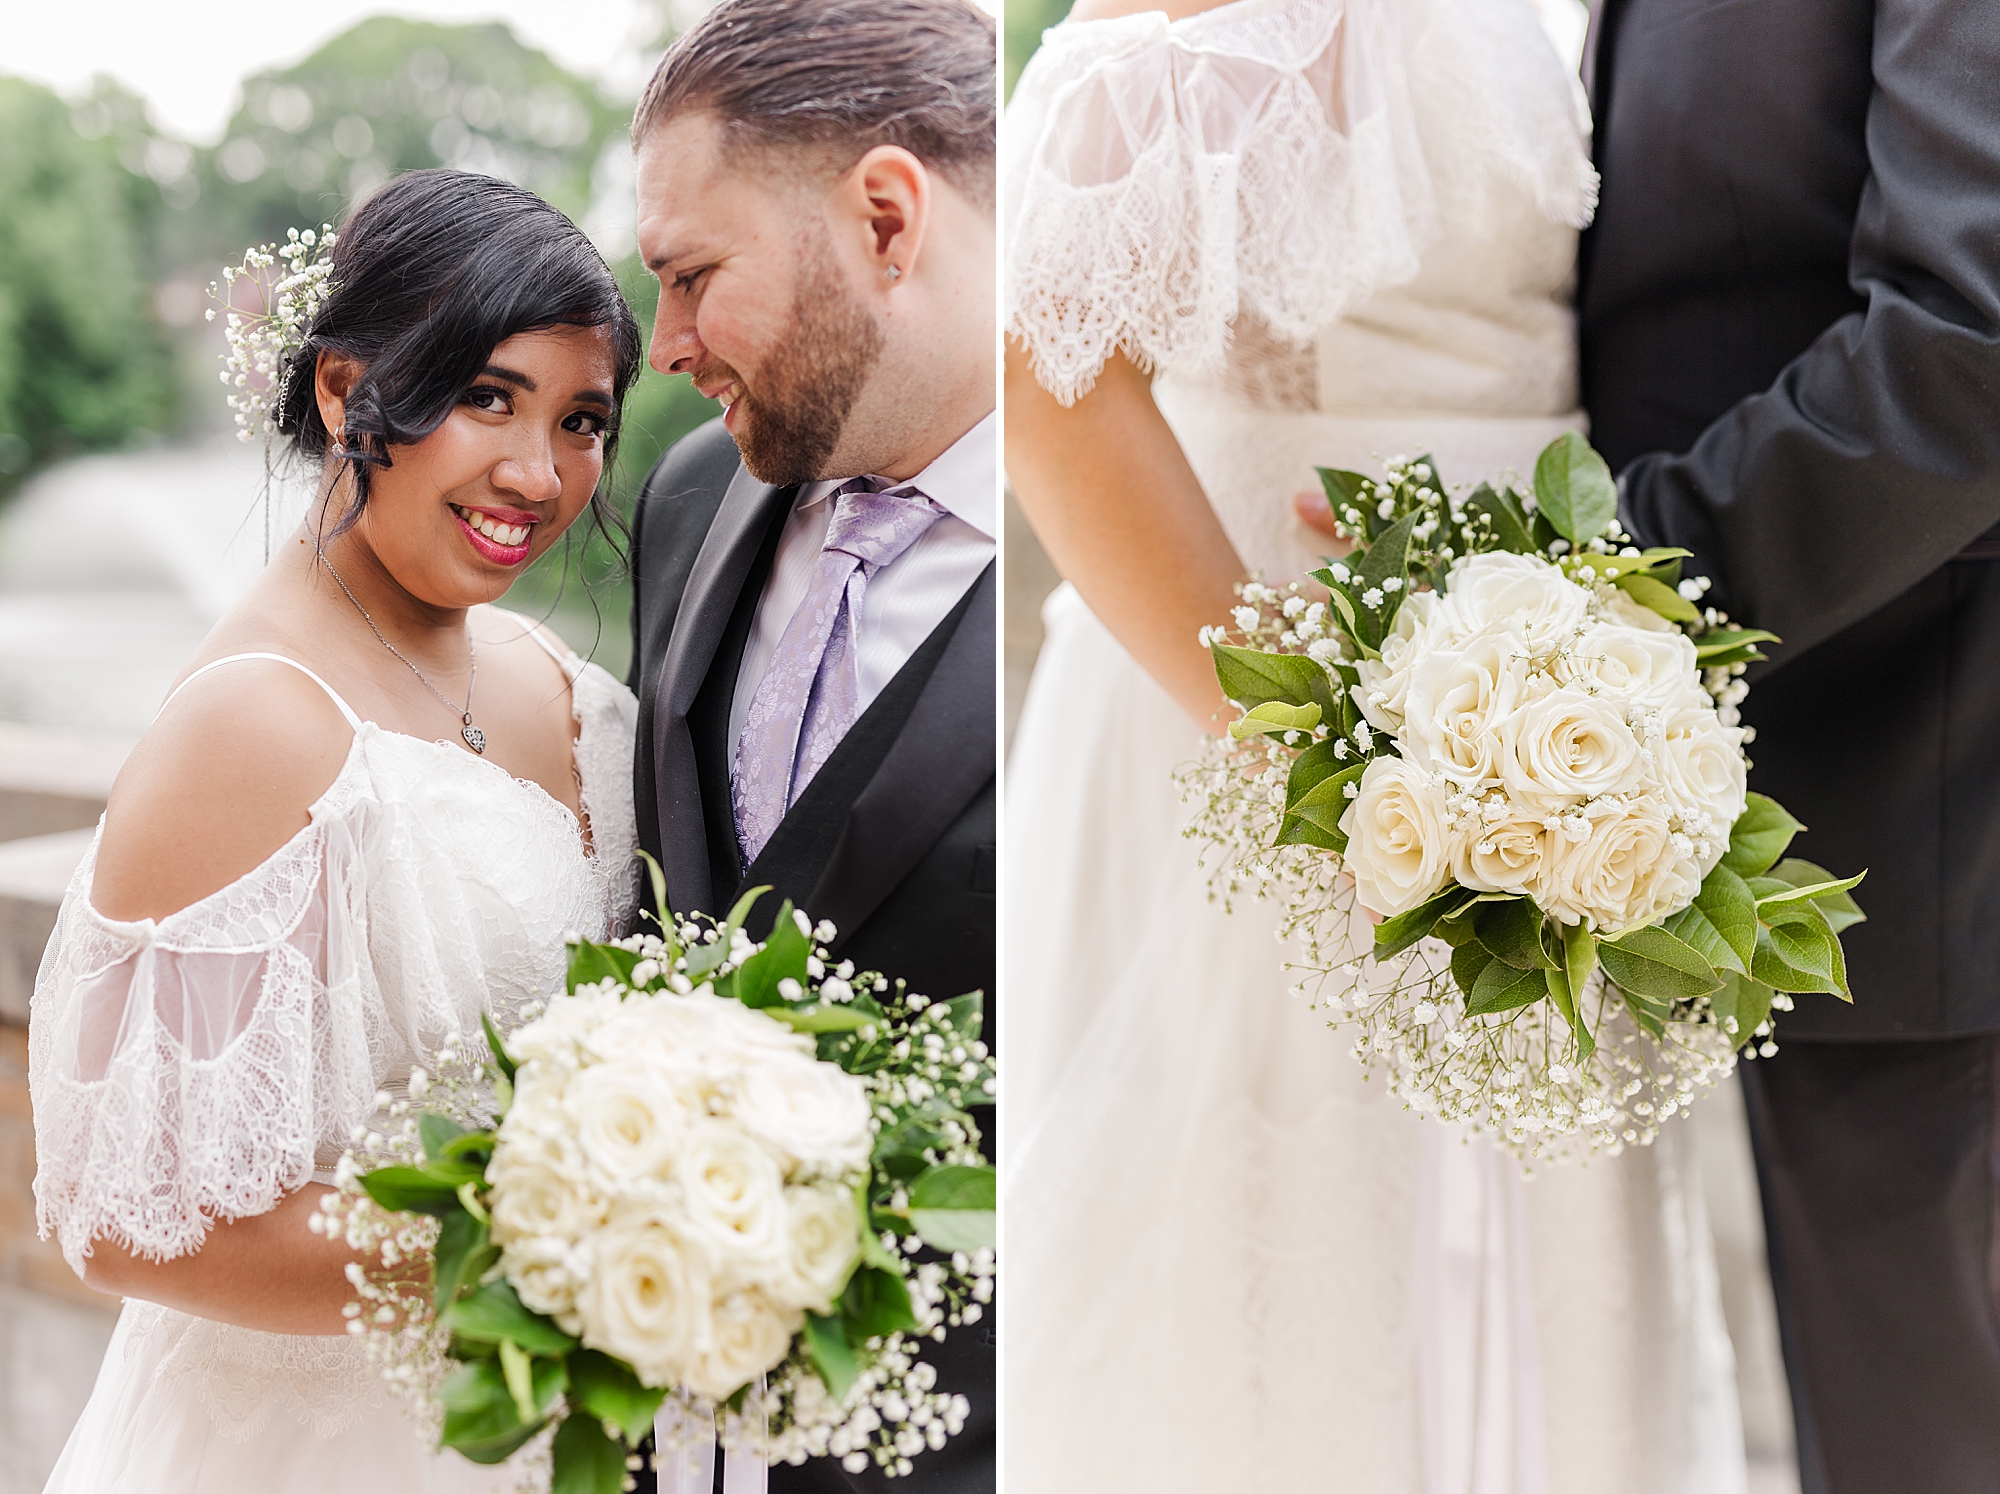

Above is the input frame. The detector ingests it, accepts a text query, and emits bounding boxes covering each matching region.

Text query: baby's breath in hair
[206,225,338,443]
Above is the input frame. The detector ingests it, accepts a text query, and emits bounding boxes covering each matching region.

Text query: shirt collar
[794,411,997,539]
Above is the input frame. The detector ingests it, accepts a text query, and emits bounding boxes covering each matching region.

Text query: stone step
[0,831,97,1027]
[0,723,131,843]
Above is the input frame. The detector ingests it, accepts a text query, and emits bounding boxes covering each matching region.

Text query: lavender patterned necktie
[732,479,944,865]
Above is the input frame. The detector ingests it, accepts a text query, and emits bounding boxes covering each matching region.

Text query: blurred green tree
[0,76,178,481]
[1007,0,1074,96]
[194,17,628,255]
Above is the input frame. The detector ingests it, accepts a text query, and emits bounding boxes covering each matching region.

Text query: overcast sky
[3,0,1001,144]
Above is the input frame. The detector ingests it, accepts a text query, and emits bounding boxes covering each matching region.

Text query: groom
[624,1,996,1490]
[1581,3,2000,1490]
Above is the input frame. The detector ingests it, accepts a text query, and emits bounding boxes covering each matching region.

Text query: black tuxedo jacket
[1581,0,2000,1038]
[627,415,995,1494]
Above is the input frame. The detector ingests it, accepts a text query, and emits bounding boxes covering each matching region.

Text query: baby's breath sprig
[206,224,338,444]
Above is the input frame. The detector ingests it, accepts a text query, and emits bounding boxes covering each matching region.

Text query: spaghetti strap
[159,653,367,732]
[492,608,584,683]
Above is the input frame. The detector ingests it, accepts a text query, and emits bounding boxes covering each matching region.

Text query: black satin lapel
[807,564,995,942]
[651,467,793,920]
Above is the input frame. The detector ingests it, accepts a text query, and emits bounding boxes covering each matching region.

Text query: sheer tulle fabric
[1003,0,1599,406]
[31,654,638,1487]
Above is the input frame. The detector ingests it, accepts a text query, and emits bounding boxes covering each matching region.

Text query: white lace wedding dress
[1004,1,1745,1490]
[29,626,638,1493]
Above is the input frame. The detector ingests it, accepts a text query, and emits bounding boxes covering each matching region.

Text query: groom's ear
[836,144,932,287]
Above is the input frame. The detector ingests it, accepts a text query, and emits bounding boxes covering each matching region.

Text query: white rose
[1397,624,1536,788]
[502,1232,586,1317]
[575,1204,715,1390]
[1338,756,1458,918]
[682,1287,801,1402]
[772,1183,864,1313]
[1499,684,1646,810]
[1535,798,1700,934]
[1595,584,1678,634]
[1561,621,1703,713]
[567,1056,690,1188]
[678,1123,790,1271]
[728,1054,873,1176]
[489,1143,599,1250]
[1653,703,1748,868]
[1440,552,1590,650]
[1352,591,1438,734]
[1451,801,1549,897]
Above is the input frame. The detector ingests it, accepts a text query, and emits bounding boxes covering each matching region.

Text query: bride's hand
[1294,488,1358,553]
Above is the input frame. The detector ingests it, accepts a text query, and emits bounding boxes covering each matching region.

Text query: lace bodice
[30,645,638,1274]
[1004,0,1597,417]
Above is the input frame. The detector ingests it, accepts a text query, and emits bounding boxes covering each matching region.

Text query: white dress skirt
[30,632,638,1493]
[1002,2,1747,1490]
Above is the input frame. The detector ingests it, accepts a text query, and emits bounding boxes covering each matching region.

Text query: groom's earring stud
[884,265,901,281]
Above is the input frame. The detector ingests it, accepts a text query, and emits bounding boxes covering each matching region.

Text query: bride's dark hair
[274,169,642,536]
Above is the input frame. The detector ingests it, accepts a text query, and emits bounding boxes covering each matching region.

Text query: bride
[30,170,641,1491]
[1003,0,1745,1490]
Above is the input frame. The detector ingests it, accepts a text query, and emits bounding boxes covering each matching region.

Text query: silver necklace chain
[317,549,487,754]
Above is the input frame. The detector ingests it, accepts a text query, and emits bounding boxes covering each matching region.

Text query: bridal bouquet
[315,878,995,1491]
[1180,433,1864,1161]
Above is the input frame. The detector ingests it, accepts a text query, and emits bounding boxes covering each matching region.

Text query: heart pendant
[462,724,487,754]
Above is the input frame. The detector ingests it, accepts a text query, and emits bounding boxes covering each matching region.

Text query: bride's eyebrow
[479,363,535,390]
[570,388,615,412]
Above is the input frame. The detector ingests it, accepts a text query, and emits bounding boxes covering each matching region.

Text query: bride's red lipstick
[449,503,536,567]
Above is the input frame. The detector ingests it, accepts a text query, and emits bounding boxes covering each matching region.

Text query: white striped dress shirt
[727,411,996,762]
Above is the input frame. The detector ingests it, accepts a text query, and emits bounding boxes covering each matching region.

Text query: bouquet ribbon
[655,1387,769,1494]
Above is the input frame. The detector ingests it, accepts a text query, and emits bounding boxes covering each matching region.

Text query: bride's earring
[883,265,901,282]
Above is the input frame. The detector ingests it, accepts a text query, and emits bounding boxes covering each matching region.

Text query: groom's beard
[725,234,885,486]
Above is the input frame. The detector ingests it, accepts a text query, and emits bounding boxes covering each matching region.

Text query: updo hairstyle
[274,169,642,534]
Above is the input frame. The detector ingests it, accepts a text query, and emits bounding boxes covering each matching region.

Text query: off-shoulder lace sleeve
[1003,0,1599,405]
[28,766,387,1271]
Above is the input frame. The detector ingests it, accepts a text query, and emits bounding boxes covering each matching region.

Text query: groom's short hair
[632,0,996,206]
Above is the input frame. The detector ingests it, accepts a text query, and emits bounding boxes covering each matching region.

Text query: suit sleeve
[1617,0,2000,669]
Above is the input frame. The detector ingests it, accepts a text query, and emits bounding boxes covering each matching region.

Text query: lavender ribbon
[732,479,943,865]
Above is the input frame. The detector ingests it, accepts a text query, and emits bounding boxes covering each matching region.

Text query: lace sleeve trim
[1003,0,1599,405]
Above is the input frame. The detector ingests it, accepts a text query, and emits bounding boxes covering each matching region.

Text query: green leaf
[1373,886,1474,961]
[1750,924,1831,995]
[567,1350,668,1444]
[634,846,676,938]
[1465,960,1548,1016]
[438,1358,548,1464]
[551,1409,630,1494]
[1288,761,1367,852]
[565,939,639,995]
[499,1339,539,1425]
[1356,511,1420,603]
[1571,547,1692,581]
[419,1112,470,1163]
[1597,924,1725,1001]
[1212,643,1334,714]
[1451,939,1496,999]
[1721,794,1805,879]
[803,1311,859,1402]
[765,1003,876,1034]
[359,1165,465,1218]
[1316,467,1373,516]
[432,1207,491,1311]
[1763,903,1849,997]
[730,898,812,1009]
[841,1265,920,1340]
[1765,858,1867,932]
[1532,431,1617,547]
[1558,921,1598,1061]
[1473,896,1549,970]
[937,992,985,1046]
[1614,572,1703,622]
[1753,870,1867,918]
[1662,864,1757,976]
[1695,628,1781,660]
[1272,740,1345,850]
[441,1278,580,1356]
[1228,699,1323,740]
[1461,482,1536,556]
[482,1010,517,1083]
[908,1165,997,1250]
[1709,971,1776,1049]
